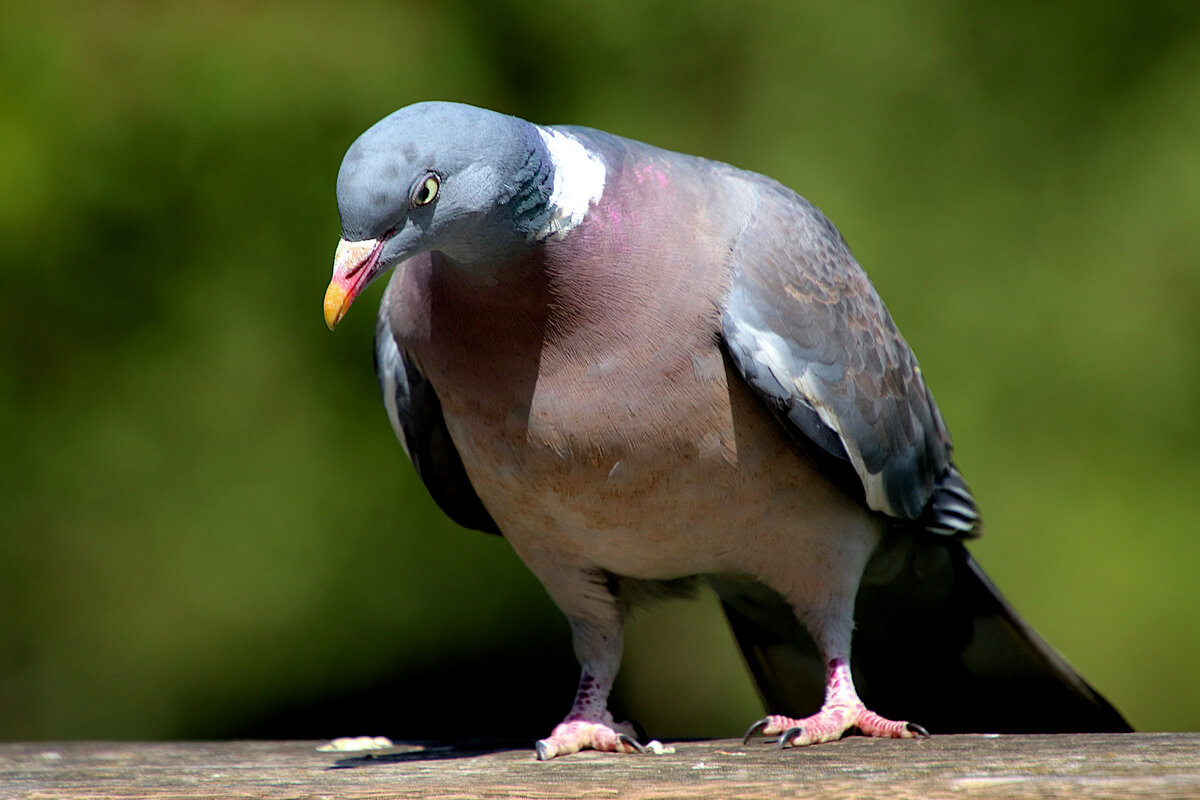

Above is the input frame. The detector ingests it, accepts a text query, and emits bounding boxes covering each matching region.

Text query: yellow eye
[412,174,439,206]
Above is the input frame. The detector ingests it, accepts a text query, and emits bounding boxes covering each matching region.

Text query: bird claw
[745,717,813,749]
[743,717,772,745]
[906,722,931,738]
[617,733,646,754]
[745,715,808,747]
[777,726,804,749]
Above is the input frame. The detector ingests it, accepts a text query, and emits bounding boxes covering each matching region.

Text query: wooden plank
[2,734,1196,799]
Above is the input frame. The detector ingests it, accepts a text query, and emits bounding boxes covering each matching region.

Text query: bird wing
[375,312,500,535]
[713,176,1134,733]
[719,177,978,536]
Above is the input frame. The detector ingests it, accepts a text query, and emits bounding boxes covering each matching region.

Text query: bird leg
[745,656,929,747]
[533,586,643,760]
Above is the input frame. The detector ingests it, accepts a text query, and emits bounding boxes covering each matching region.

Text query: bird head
[323,101,604,330]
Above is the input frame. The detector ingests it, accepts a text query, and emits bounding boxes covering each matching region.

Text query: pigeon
[322,101,1130,759]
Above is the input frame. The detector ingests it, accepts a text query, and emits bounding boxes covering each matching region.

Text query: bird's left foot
[744,705,929,748]
[535,717,644,760]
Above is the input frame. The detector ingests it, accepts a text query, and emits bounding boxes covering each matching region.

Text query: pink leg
[535,671,643,760]
[745,657,929,747]
[522,564,646,761]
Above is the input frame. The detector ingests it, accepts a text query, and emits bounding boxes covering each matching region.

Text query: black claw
[743,718,771,745]
[534,741,552,761]
[777,726,803,750]
[906,722,931,738]
[617,733,646,754]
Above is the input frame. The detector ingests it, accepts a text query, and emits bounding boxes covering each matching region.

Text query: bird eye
[411,174,439,207]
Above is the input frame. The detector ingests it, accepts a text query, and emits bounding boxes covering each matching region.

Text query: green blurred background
[2,0,1198,740]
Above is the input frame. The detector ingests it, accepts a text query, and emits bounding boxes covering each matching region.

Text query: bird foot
[535,718,644,760]
[744,706,929,748]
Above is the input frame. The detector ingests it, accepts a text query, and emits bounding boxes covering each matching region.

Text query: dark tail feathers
[711,533,1131,734]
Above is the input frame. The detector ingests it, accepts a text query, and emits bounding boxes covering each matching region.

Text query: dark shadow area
[327,739,531,768]
[235,631,637,743]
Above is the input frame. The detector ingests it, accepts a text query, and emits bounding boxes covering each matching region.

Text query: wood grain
[2,734,1196,799]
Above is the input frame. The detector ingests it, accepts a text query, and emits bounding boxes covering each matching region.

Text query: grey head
[325,101,585,329]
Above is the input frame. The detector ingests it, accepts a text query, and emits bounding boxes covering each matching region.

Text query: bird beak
[324,237,383,330]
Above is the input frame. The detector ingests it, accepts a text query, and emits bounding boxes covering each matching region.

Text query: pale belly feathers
[434,344,877,584]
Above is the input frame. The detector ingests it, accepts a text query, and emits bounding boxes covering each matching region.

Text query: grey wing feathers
[375,317,500,535]
[720,179,979,537]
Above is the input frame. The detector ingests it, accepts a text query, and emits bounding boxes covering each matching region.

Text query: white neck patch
[535,127,606,239]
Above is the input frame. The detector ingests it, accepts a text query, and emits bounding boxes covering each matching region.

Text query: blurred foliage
[2,0,1198,740]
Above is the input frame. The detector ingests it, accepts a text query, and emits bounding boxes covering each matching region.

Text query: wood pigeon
[322,101,1130,759]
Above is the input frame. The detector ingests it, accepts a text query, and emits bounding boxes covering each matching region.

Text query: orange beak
[323,237,383,330]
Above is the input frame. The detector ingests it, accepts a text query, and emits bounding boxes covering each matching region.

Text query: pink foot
[744,705,929,747]
[744,657,930,748]
[535,718,644,760]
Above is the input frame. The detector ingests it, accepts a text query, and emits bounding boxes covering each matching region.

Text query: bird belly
[438,366,878,586]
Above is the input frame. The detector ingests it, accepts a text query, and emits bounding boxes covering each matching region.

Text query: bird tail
[711,532,1131,734]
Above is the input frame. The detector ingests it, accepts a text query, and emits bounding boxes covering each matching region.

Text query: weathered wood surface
[2,734,1196,799]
